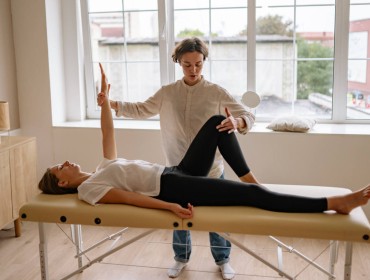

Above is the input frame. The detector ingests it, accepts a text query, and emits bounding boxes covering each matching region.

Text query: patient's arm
[98,188,193,219]
[98,63,117,160]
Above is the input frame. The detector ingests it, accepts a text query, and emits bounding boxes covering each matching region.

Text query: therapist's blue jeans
[172,173,232,265]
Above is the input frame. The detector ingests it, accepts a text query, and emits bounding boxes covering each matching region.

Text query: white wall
[52,127,165,171]
[8,0,370,219]
[51,125,370,220]
[11,0,55,176]
[0,0,19,130]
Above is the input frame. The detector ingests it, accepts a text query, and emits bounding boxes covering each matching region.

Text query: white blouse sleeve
[77,158,113,205]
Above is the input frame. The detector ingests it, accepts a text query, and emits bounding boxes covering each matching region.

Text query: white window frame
[332,0,350,123]
[80,0,95,120]
[77,0,369,124]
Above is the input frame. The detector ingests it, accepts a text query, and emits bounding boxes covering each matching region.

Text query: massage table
[20,184,370,280]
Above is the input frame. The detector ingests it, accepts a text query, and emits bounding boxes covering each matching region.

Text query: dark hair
[172,37,209,63]
[38,168,78,195]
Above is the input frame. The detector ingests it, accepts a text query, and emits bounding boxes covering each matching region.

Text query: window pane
[124,0,157,11]
[297,60,333,119]
[256,60,294,117]
[350,0,370,4]
[82,1,370,123]
[89,12,124,62]
[296,0,334,5]
[126,63,161,102]
[347,1,370,119]
[211,0,247,8]
[88,0,122,13]
[86,1,160,118]
[211,8,247,39]
[88,11,159,61]
[94,62,127,104]
[174,2,248,94]
[211,61,247,97]
[255,1,335,119]
[256,0,295,6]
[174,10,209,38]
[174,0,209,10]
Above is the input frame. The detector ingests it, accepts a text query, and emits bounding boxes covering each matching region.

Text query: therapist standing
[109,37,259,280]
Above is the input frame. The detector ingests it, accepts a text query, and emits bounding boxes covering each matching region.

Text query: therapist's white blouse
[78,158,165,205]
[115,77,255,179]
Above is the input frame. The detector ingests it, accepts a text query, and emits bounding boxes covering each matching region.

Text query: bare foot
[329,185,370,214]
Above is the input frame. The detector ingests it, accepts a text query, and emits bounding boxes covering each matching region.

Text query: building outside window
[81,0,370,122]
[348,2,370,119]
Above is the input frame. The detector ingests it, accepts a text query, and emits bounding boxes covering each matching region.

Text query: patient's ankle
[328,186,370,214]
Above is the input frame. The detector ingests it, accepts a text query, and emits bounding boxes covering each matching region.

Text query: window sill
[53,120,370,136]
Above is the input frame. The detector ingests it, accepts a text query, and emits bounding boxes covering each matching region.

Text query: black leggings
[156,115,327,213]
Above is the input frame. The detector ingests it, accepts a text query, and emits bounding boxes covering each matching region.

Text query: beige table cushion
[183,184,370,243]
[20,184,370,243]
[20,193,181,230]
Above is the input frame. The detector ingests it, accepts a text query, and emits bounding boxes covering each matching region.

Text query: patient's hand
[99,63,109,94]
[170,203,194,219]
[97,63,111,106]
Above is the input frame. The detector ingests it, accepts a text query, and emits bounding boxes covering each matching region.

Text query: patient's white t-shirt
[78,158,165,205]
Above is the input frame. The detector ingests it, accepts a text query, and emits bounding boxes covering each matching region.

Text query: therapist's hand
[216,107,238,134]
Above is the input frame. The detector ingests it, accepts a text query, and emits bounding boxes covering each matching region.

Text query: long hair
[38,168,78,195]
[172,37,209,63]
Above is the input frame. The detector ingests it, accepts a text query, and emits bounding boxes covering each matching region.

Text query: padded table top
[20,184,370,243]
[20,193,182,230]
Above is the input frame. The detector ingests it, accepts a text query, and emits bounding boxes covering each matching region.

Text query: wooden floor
[1,222,370,280]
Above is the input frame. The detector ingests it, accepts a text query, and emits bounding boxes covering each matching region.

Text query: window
[256,0,335,120]
[82,0,160,118]
[347,0,370,120]
[81,0,370,122]
[174,0,248,95]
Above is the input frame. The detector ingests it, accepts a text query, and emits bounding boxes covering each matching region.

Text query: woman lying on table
[38,63,370,219]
